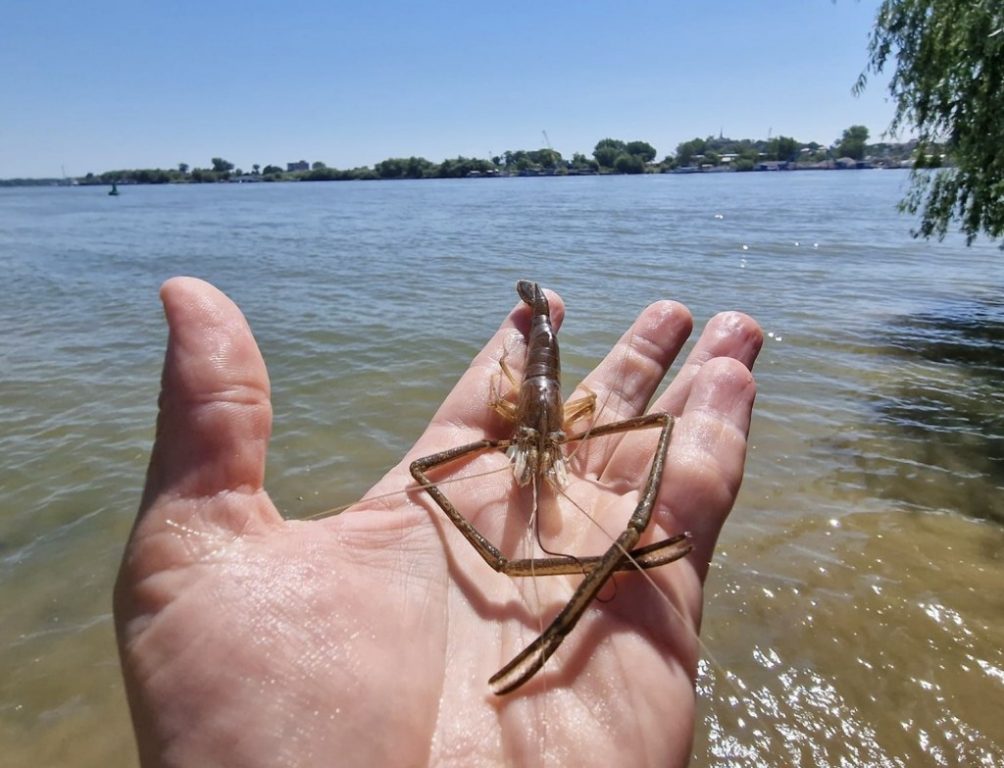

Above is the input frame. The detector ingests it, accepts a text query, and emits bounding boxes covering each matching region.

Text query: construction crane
[541,130,559,172]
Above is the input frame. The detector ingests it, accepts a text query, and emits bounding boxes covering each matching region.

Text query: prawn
[409,280,692,695]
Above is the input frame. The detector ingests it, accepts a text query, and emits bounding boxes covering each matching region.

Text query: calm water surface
[1,174,1002,766]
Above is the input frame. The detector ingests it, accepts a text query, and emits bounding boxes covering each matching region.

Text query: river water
[1,173,1001,766]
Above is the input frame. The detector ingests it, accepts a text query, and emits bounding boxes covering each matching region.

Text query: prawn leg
[489,411,678,695]
[409,414,689,579]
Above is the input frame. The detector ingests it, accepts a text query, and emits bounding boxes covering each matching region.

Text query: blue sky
[1,1,897,178]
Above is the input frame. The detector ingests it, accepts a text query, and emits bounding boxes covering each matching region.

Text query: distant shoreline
[3,130,939,187]
[1,164,913,189]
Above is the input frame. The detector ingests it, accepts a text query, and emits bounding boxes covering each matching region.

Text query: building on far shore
[287,160,309,172]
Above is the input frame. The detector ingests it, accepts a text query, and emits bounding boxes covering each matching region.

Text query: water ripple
[1,176,1002,767]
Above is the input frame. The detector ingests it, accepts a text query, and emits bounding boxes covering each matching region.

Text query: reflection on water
[862,297,1004,523]
[697,509,1003,767]
[1,175,1002,767]
[693,292,1004,766]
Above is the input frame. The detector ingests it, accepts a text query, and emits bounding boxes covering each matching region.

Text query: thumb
[135,277,281,541]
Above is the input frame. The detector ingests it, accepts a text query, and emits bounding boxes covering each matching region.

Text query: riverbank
[3,163,913,188]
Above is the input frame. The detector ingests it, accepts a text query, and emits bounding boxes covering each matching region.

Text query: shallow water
[1,173,1002,765]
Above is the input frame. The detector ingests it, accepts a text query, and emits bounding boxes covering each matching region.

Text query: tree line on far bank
[5,1,1001,248]
[71,125,937,188]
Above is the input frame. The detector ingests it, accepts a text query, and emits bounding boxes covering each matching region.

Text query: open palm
[115,277,761,767]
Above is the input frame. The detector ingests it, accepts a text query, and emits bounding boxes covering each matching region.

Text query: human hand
[115,277,761,767]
